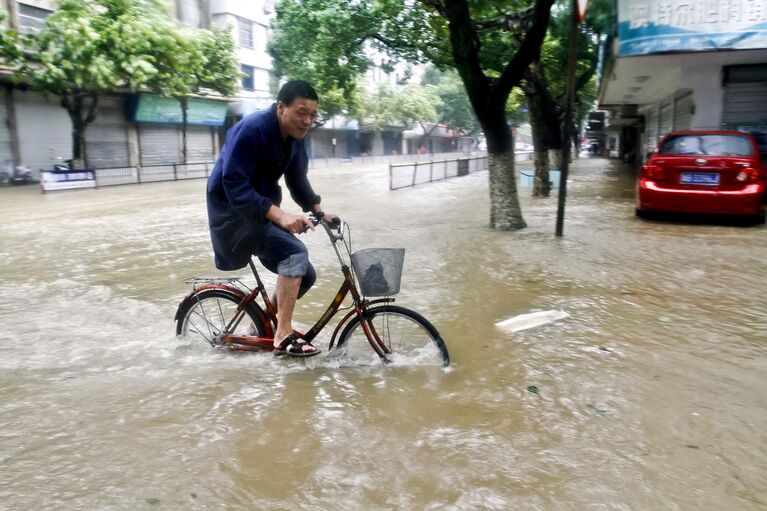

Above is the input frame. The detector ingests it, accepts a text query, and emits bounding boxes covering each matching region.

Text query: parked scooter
[53,158,77,171]
[0,163,34,186]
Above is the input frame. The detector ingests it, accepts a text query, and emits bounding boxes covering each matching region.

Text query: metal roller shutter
[673,92,694,132]
[185,126,214,162]
[644,107,658,155]
[85,96,129,168]
[16,91,71,174]
[723,82,767,127]
[658,102,673,139]
[139,124,180,165]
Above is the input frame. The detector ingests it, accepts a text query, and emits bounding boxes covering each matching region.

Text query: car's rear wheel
[635,208,651,219]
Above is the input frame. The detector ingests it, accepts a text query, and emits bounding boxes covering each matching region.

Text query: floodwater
[1,156,766,510]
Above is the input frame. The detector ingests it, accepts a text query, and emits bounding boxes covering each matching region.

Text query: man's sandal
[273,333,321,358]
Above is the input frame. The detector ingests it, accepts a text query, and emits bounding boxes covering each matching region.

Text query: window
[17,3,51,33]
[659,135,753,156]
[238,17,254,49]
[241,65,255,91]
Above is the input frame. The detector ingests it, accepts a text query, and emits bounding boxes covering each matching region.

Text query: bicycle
[174,213,451,367]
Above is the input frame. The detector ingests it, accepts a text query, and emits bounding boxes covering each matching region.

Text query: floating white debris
[494,310,570,332]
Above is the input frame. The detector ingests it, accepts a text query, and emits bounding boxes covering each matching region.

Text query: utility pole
[555,0,587,236]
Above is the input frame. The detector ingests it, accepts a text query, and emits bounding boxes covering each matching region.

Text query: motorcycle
[0,164,34,186]
[53,158,78,171]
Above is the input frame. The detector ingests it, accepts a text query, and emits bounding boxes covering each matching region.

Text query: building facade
[1,0,467,174]
[1,0,285,172]
[598,0,767,163]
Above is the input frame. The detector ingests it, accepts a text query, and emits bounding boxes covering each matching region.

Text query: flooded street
[1,156,766,510]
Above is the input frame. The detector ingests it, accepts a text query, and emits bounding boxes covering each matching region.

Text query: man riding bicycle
[206,80,336,358]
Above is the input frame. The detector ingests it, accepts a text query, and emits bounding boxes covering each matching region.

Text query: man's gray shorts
[256,223,316,297]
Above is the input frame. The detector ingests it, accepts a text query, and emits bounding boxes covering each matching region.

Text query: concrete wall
[680,66,723,130]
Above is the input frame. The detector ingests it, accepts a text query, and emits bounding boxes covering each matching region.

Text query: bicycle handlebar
[311,211,341,228]
[300,212,344,241]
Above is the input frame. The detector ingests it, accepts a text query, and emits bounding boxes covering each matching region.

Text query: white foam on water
[494,309,570,333]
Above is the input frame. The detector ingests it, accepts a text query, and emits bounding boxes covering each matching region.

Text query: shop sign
[129,95,228,126]
[618,0,767,56]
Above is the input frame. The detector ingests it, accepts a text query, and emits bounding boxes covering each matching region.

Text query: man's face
[277,98,318,140]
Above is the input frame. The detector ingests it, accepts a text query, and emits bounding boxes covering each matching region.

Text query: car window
[658,135,754,156]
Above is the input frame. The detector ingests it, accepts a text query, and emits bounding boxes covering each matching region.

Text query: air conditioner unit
[263,1,274,14]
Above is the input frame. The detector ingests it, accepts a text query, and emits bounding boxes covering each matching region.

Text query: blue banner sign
[618,0,767,56]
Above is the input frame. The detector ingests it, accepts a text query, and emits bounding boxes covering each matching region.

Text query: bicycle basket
[350,248,405,296]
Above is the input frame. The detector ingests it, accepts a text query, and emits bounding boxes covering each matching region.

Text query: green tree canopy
[0,10,24,65]
[421,66,480,134]
[361,82,440,131]
[269,0,555,230]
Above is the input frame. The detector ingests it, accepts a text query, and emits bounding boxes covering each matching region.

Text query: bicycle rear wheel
[335,305,450,367]
[176,289,267,347]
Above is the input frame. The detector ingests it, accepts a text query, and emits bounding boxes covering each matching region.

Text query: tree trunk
[416,121,439,152]
[69,95,85,166]
[179,97,189,164]
[524,63,561,197]
[440,0,554,231]
[481,109,526,230]
[526,97,551,197]
[4,85,21,167]
[63,91,98,168]
[532,148,550,196]
[488,150,526,230]
[71,124,85,167]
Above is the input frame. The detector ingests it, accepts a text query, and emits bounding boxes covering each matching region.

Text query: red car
[636,130,766,223]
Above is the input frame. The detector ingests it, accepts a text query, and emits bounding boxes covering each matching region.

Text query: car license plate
[680,172,719,185]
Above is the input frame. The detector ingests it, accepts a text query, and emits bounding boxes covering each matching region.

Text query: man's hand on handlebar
[310,211,340,228]
[278,211,314,234]
[321,213,341,228]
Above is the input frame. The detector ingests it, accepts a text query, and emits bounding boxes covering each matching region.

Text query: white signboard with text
[618,0,767,56]
[40,169,96,192]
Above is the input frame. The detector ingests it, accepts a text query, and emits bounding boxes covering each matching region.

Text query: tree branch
[574,47,599,92]
[371,33,424,56]
[439,0,489,116]
[490,0,555,107]
[473,7,535,32]
[575,66,595,92]
[419,0,446,17]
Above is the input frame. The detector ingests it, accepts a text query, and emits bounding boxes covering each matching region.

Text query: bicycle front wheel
[336,305,450,367]
[176,289,267,347]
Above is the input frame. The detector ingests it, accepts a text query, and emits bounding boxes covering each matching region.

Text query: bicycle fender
[173,284,248,324]
[328,298,395,349]
[329,309,359,349]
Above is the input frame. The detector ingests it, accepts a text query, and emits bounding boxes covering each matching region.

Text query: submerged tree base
[533,150,552,197]
[489,151,527,230]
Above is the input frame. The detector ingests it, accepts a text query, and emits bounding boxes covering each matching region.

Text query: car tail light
[735,168,761,183]
[642,163,666,181]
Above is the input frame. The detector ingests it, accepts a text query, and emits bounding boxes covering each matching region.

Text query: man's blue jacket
[206,104,320,271]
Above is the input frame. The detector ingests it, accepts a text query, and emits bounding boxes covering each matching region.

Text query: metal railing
[308,151,485,169]
[388,151,535,190]
[89,162,213,187]
[389,155,490,190]
[34,150,530,190]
